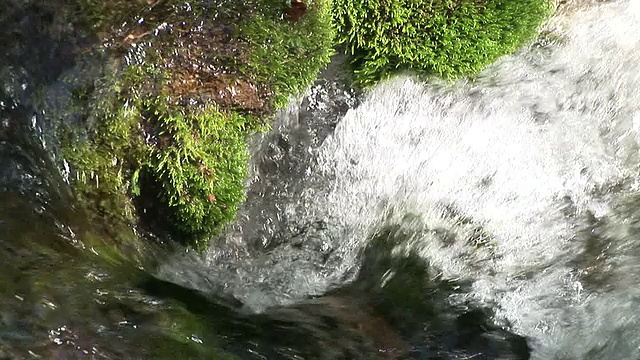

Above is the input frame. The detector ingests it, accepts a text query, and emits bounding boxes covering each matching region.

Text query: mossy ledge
[332,0,554,86]
[61,0,334,249]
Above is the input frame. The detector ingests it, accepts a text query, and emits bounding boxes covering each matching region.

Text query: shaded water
[2,0,640,359]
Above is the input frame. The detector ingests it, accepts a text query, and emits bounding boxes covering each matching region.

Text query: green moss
[62,64,249,248]
[333,0,554,85]
[60,66,152,224]
[148,102,249,246]
[241,0,335,109]
[61,0,335,249]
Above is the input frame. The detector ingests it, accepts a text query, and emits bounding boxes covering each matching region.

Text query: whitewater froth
[158,1,640,356]
[312,1,640,356]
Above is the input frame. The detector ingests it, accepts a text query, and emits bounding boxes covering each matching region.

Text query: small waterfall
[312,1,640,357]
[159,1,640,357]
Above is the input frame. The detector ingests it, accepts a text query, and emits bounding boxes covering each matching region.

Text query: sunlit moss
[146,102,249,246]
[61,0,335,248]
[241,0,335,109]
[333,0,554,85]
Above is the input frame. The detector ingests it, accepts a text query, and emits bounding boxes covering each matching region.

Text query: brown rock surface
[285,0,307,22]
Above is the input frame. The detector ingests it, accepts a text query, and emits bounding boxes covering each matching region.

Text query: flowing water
[2,0,640,359]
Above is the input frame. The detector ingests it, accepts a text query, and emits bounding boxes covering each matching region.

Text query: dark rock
[285,0,307,22]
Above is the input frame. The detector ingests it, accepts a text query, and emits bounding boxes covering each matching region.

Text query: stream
[2,1,640,359]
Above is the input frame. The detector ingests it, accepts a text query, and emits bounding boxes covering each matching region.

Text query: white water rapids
[160,1,640,358]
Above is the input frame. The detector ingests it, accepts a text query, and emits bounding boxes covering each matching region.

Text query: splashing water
[315,2,640,357]
[159,1,640,357]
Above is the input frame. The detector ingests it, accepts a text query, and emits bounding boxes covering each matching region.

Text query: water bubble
[189,335,203,344]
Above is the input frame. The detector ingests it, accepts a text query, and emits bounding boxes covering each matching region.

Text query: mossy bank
[61,0,334,249]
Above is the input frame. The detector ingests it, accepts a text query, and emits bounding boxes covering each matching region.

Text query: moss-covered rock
[61,0,334,248]
[147,102,249,243]
[63,0,552,249]
[332,0,554,85]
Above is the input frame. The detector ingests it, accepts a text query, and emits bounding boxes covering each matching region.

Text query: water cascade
[1,0,639,358]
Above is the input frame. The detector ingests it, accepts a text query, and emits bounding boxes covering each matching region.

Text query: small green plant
[332,0,554,85]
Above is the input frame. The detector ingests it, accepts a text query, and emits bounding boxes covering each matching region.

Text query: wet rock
[282,295,410,359]
[285,0,307,22]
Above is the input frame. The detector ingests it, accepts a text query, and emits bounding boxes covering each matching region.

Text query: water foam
[312,1,640,356]
[160,1,640,356]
